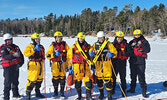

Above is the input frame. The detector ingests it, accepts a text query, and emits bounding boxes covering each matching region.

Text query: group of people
[0,29,150,100]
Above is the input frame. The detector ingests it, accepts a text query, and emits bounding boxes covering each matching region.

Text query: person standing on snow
[67,32,93,100]
[90,31,117,100]
[46,31,69,99]
[127,29,150,98]
[24,33,45,100]
[112,31,131,97]
[0,33,24,100]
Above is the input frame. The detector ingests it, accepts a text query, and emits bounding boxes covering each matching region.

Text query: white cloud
[15,5,30,10]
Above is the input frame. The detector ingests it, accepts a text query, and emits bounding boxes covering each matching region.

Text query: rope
[109,59,128,100]
[43,60,47,100]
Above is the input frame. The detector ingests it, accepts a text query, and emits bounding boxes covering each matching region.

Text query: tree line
[0,3,167,36]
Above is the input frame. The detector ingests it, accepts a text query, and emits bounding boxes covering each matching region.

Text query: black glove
[91,65,95,73]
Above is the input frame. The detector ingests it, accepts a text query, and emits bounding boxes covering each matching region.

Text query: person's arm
[141,40,151,53]
[46,45,54,60]
[24,44,35,57]
[1,46,15,60]
[108,42,118,58]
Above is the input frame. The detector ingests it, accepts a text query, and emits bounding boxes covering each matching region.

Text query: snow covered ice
[0,36,167,100]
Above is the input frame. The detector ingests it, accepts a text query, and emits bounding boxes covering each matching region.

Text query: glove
[138,40,142,45]
[108,51,114,58]
[89,50,94,57]
[65,67,69,72]
[131,42,136,47]
[13,52,19,57]
[56,49,60,56]
[91,65,95,73]
[68,66,74,74]
[33,43,40,51]
[53,49,60,57]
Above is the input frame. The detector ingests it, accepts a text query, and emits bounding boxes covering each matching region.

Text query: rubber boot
[26,91,31,100]
[111,89,115,94]
[98,89,104,100]
[76,89,82,100]
[127,86,135,93]
[86,89,93,100]
[35,89,45,98]
[142,87,147,98]
[122,89,126,97]
[4,90,10,100]
[107,91,112,100]
[75,80,82,100]
[13,91,21,98]
[53,87,58,98]
[12,88,21,98]
[60,85,65,98]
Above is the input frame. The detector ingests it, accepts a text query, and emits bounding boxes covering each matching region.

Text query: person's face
[98,37,105,43]
[79,38,84,43]
[134,34,141,38]
[5,38,13,44]
[56,36,62,43]
[116,37,123,43]
[35,38,40,44]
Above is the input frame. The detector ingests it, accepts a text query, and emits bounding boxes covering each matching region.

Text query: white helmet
[3,33,13,41]
[97,31,105,38]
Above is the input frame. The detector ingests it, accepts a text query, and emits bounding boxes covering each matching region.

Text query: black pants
[3,66,19,100]
[113,59,127,91]
[129,63,146,88]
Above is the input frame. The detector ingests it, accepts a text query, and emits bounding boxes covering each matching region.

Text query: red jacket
[0,44,22,68]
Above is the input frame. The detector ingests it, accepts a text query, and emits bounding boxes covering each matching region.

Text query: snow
[0,36,167,100]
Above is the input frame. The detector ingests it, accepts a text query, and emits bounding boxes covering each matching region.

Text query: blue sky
[0,0,167,20]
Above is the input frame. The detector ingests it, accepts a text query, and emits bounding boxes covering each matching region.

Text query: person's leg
[127,63,137,93]
[96,78,104,99]
[104,79,113,100]
[35,81,45,98]
[137,64,147,98]
[52,78,59,98]
[119,60,127,96]
[12,68,20,97]
[59,78,66,97]
[112,60,118,94]
[75,80,82,100]
[3,67,12,100]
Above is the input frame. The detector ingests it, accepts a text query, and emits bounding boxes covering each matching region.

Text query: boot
[127,87,135,93]
[98,89,104,100]
[13,91,21,98]
[142,87,147,98]
[122,88,126,97]
[4,90,10,100]
[12,88,21,98]
[75,81,82,100]
[86,89,93,100]
[111,89,115,94]
[107,91,112,100]
[35,89,45,98]
[76,89,82,100]
[60,86,65,99]
[122,90,126,97]
[52,87,58,98]
[26,91,31,100]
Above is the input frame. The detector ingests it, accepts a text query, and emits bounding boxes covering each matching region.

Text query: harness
[28,44,44,61]
[52,41,67,72]
[114,41,128,60]
[133,39,147,58]
[28,44,45,75]
[93,38,109,62]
